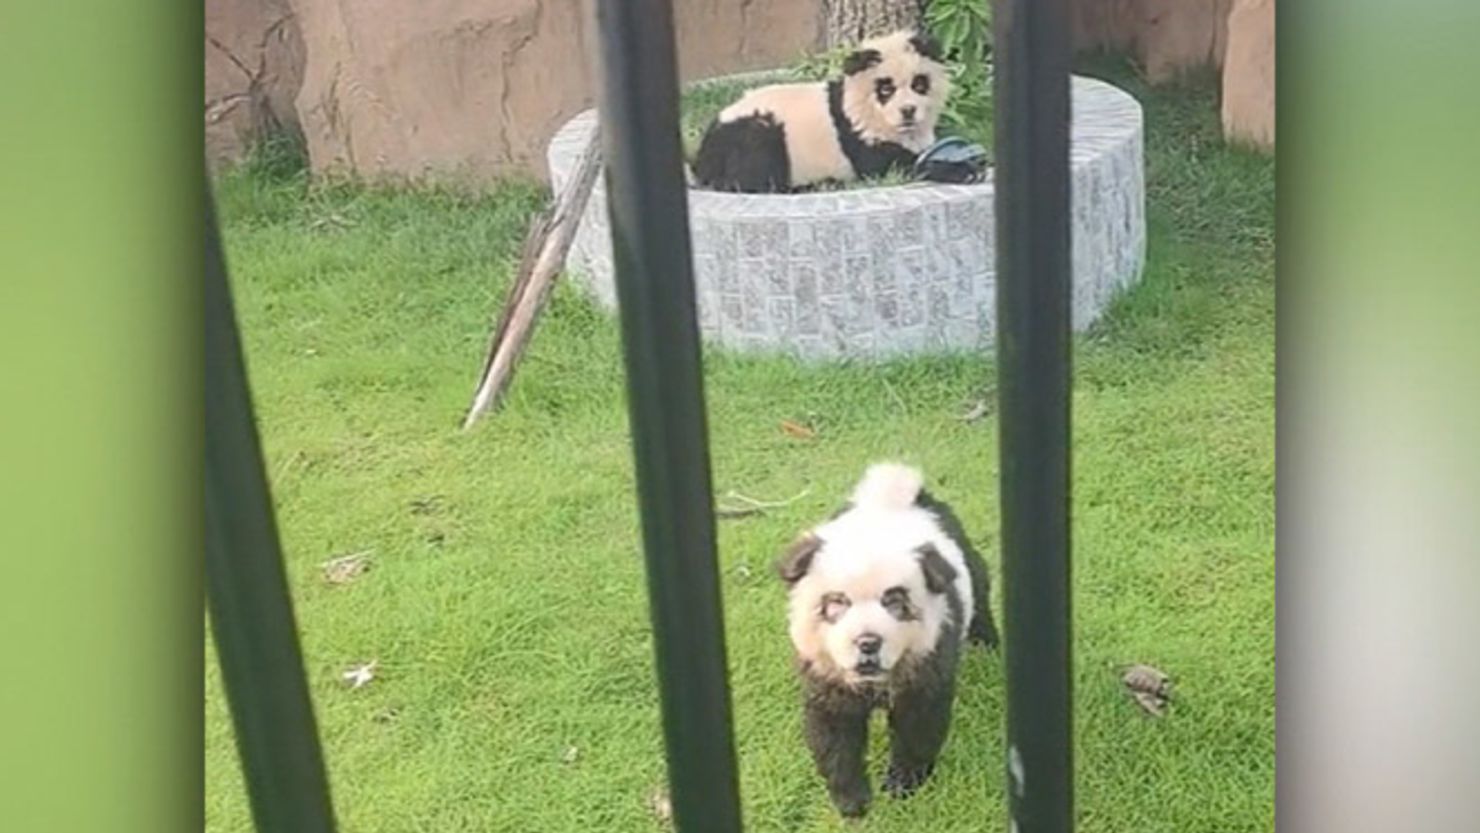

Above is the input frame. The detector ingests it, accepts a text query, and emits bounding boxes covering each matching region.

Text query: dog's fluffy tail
[850,462,925,511]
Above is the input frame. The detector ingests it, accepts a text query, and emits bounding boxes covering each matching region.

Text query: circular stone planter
[548,74,1145,360]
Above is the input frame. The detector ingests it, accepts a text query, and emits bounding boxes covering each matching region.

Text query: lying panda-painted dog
[776,462,998,818]
[693,30,951,193]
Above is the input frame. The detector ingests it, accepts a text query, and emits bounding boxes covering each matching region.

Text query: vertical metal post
[993,1,1074,832]
[205,191,338,833]
[591,3,744,833]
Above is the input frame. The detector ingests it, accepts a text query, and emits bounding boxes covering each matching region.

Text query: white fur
[786,464,974,686]
[850,462,926,510]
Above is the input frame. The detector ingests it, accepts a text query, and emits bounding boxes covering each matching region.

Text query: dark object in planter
[912,136,988,184]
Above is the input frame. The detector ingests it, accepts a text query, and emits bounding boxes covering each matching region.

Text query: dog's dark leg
[970,586,1000,649]
[883,677,956,799]
[803,685,873,817]
[961,543,998,649]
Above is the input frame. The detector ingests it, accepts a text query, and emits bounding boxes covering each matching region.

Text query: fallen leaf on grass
[1122,663,1172,717]
[309,213,356,232]
[715,488,811,520]
[342,660,379,690]
[1130,690,1167,717]
[646,786,672,824]
[321,551,372,585]
[779,419,817,440]
[409,495,445,515]
[959,399,992,423]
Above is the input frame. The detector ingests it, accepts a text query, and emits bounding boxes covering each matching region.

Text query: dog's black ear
[843,48,883,75]
[776,534,823,585]
[909,32,944,62]
[917,543,957,594]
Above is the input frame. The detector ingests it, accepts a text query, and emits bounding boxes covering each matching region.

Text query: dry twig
[715,487,811,519]
[463,131,603,428]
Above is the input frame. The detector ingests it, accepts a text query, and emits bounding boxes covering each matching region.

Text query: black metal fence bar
[993,0,1075,831]
[591,2,745,832]
[205,192,338,833]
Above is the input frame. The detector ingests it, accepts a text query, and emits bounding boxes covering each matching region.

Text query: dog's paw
[883,763,935,799]
[834,794,870,819]
[831,785,872,819]
[969,617,1000,650]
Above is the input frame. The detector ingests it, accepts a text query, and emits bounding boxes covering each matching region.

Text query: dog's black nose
[856,634,882,655]
[901,105,917,121]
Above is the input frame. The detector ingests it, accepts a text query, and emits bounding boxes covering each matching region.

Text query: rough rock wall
[205,0,304,169]
[1221,0,1274,148]
[1070,0,1232,82]
[1070,0,1273,150]
[281,0,820,183]
[203,0,1274,177]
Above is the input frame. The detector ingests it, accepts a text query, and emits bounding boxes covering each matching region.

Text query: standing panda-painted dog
[776,462,998,818]
[692,30,950,193]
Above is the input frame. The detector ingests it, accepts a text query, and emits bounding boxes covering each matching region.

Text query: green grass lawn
[206,61,1273,833]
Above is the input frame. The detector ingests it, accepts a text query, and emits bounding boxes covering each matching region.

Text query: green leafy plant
[792,44,852,82]
[924,0,994,143]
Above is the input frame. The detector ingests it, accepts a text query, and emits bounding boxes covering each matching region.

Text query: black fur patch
[843,48,882,75]
[692,113,791,193]
[909,32,944,62]
[874,77,896,104]
[881,586,917,621]
[802,677,875,816]
[825,80,918,180]
[916,543,958,595]
[776,533,822,585]
[915,490,999,648]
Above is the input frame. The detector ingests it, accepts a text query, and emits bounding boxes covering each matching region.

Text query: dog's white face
[780,520,957,685]
[841,30,951,151]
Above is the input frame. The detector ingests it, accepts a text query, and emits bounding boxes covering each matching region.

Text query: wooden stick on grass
[462,132,602,429]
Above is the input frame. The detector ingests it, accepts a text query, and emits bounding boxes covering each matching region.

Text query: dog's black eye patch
[875,78,896,104]
[911,74,930,95]
[820,593,851,623]
[881,586,917,621]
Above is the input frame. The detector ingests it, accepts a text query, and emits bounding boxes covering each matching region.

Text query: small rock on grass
[342,660,379,690]
[779,418,817,440]
[322,551,372,585]
[647,786,672,824]
[958,399,991,423]
[1122,663,1172,717]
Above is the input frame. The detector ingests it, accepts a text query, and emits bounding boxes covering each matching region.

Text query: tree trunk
[824,0,924,47]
